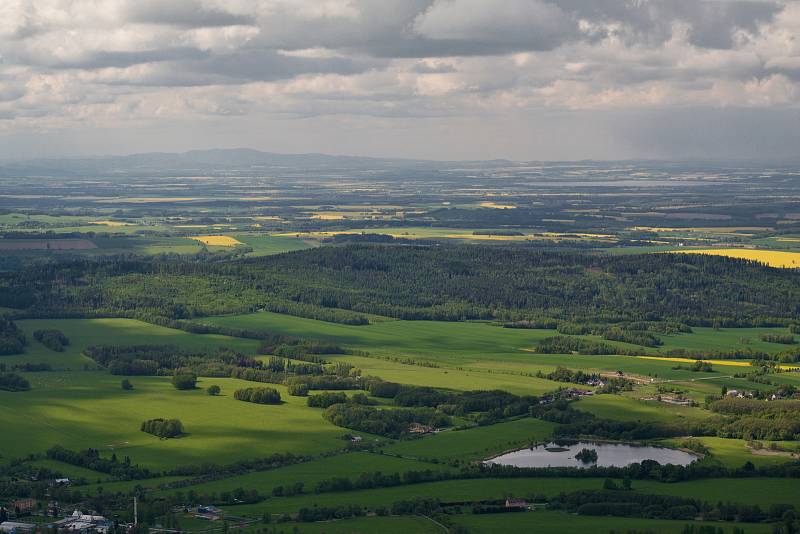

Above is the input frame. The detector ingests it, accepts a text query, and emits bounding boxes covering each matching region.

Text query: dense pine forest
[2,245,800,327]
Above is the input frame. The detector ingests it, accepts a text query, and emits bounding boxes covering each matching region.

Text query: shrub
[0,372,30,392]
[288,383,309,396]
[33,329,69,352]
[141,418,183,438]
[172,373,197,390]
[760,333,795,345]
[121,379,133,390]
[207,384,221,396]
[234,387,281,404]
[308,392,347,408]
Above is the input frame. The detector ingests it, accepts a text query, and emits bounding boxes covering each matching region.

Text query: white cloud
[0,0,797,159]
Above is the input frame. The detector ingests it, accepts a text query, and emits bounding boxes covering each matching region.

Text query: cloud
[0,0,797,161]
[125,0,256,28]
[412,0,580,53]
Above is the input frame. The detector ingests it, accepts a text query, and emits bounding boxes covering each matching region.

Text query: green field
[0,373,347,468]
[6,318,259,369]
[1,313,798,533]
[383,418,557,461]
[453,511,765,534]
[151,452,451,499]
[225,475,799,517]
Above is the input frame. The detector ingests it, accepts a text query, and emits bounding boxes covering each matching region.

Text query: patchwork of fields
[1,299,800,532]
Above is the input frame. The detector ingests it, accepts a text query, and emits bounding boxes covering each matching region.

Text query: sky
[0,0,798,161]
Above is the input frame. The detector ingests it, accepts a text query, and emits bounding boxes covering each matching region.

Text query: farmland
[669,248,800,268]
[1,159,800,533]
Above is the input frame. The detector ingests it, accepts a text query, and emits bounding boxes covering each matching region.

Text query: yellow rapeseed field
[637,356,799,371]
[479,201,516,209]
[189,235,244,247]
[669,249,800,268]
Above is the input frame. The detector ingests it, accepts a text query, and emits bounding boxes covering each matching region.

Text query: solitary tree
[172,373,197,390]
[207,384,221,396]
[121,379,133,390]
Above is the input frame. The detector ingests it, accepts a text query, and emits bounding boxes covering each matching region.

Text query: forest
[2,245,800,327]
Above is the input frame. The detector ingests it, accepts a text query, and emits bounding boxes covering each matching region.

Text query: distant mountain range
[0,148,519,178]
[0,148,788,179]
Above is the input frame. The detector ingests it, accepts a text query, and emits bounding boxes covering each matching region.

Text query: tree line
[2,244,800,326]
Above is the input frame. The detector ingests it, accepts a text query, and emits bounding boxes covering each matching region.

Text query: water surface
[486,441,697,468]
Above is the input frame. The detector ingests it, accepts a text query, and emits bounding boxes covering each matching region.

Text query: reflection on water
[486,441,697,468]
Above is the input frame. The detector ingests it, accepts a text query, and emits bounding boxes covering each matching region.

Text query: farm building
[505,498,528,510]
[51,510,111,533]
[11,500,35,514]
[0,521,37,534]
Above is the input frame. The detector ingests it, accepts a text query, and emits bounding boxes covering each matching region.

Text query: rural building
[0,521,37,534]
[194,505,222,521]
[505,498,528,510]
[408,423,434,434]
[350,436,363,442]
[11,500,35,514]
[51,510,111,533]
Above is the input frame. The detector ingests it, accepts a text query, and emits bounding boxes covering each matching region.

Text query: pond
[485,441,698,469]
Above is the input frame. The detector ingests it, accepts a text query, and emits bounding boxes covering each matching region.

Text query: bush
[760,333,795,345]
[0,318,26,356]
[288,383,309,396]
[33,329,69,352]
[308,392,348,408]
[172,373,197,390]
[0,372,30,392]
[141,418,183,438]
[121,379,133,390]
[207,384,221,396]
[234,387,281,404]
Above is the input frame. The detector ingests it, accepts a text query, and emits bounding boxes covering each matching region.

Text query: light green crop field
[323,355,562,395]
[0,374,347,469]
[6,318,260,369]
[575,394,711,423]
[203,312,558,359]
[235,235,313,256]
[202,311,799,388]
[659,437,799,468]
[383,418,557,461]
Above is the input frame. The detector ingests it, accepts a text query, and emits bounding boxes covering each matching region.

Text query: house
[409,423,434,434]
[1,522,37,534]
[565,388,592,397]
[350,436,363,443]
[47,502,60,517]
[194,505,222,521]
[505,498,528,510]
[54,478,71,486]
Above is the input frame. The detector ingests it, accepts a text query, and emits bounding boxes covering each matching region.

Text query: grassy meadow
[1,312,798,533]
[0,373,347,468]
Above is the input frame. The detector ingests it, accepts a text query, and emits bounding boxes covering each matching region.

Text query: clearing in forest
[189,235,244,247]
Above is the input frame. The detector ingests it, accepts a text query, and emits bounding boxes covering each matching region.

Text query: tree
[207,384,221,396]
[121,379,133,390]
[172,373,197,390]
